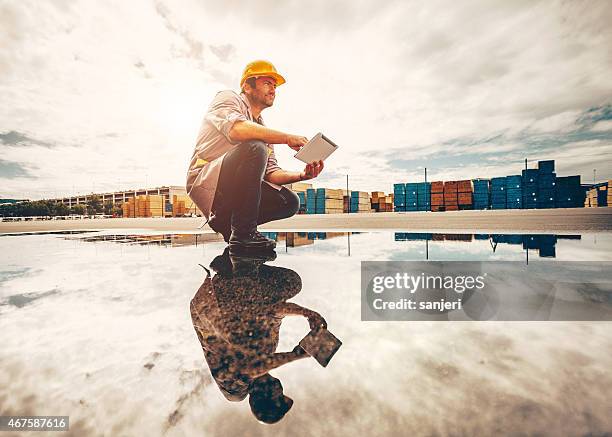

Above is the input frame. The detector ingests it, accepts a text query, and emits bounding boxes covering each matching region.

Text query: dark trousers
[211,140,300,234]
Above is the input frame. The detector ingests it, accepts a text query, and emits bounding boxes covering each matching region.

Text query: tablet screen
[294,132,338,163]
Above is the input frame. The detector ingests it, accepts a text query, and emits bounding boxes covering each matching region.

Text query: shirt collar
[239,91,263,124]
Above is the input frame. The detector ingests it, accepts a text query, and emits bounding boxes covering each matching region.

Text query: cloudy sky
[1,0,611,200]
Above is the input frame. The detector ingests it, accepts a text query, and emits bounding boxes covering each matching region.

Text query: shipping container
[538,160,555,174]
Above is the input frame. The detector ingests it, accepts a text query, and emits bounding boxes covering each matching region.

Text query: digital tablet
[294,132,339,163]
[299,328,342,367]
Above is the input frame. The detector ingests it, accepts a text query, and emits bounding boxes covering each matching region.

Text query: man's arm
[228,120,307,150]
[265,161,324,185]
[274,302,327,330]
[244,349,308,379]
[265,169,305,185]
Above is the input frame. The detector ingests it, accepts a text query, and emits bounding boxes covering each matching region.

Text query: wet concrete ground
[0,230,611,436]
[1,207,612,234]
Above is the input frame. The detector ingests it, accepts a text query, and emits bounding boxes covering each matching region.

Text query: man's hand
[300,160,324,181]
[286,134,308,152]
[305,310,327,330]
[292,344,308,357]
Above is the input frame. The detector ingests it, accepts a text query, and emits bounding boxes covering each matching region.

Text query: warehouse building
[51,185,202,217]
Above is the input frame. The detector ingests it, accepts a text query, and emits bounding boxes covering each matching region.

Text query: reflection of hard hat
[240,60,286,88]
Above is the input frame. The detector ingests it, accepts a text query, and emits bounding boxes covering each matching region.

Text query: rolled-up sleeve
[204,91,247,143]
[265,145,282,175]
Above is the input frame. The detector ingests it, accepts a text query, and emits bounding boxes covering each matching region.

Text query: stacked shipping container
[305,188,316,214]
[555,176,582,208]
[286,182,312,213]
[431,181,444,212]
[416,182,431,211]
[585,185,608,207]
[405,183,418,211]
[472,179,490,209]
[443,181,458,211]
[490,177,507,209]
[122,195,165,218]
[350,191,371,213]
[522,169,539,209]
[288,159,597,216]
[316,188,344,214]
[393,184,406,211]
[371,192,394,212]
[537,160,556,209]
[457,180,472,210]
[506,175,523,209]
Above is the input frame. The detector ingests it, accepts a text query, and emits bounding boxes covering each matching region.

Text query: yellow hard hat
[240,60,286,88]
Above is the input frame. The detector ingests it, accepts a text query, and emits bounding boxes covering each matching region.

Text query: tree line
[0,195,123,217]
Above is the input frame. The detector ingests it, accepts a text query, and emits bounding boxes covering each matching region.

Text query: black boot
[230,250,277,275]
[229,230,276,252]
[208,214,231,243]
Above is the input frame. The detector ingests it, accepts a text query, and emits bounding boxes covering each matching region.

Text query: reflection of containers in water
[538,244,556,258]
[260,232,278,240]
[286,232,314,247]
[394,232,433,241]
[444,234,473,242]
[522,234,558,250]
[492,234,523,245]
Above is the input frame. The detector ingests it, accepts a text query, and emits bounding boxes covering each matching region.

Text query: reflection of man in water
[190,248,326,423]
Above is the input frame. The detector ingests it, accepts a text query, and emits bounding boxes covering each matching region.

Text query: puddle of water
[0,231,611,436]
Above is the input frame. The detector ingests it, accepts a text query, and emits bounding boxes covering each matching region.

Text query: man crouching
[186,60,324,252]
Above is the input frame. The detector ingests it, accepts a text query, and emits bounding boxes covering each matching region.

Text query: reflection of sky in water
[1,231,611,436]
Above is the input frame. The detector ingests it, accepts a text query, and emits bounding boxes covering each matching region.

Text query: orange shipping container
[444,182,458,193]
[431,193,444,205]
[431,181,444,193]
[457,180,473,192]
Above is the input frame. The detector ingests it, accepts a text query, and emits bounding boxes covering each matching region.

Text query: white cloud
[590,120,612,132]
[1,0,611,198]
[526,111,582,134]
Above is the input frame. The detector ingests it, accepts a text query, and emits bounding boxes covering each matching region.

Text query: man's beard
[258,93,274,108]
